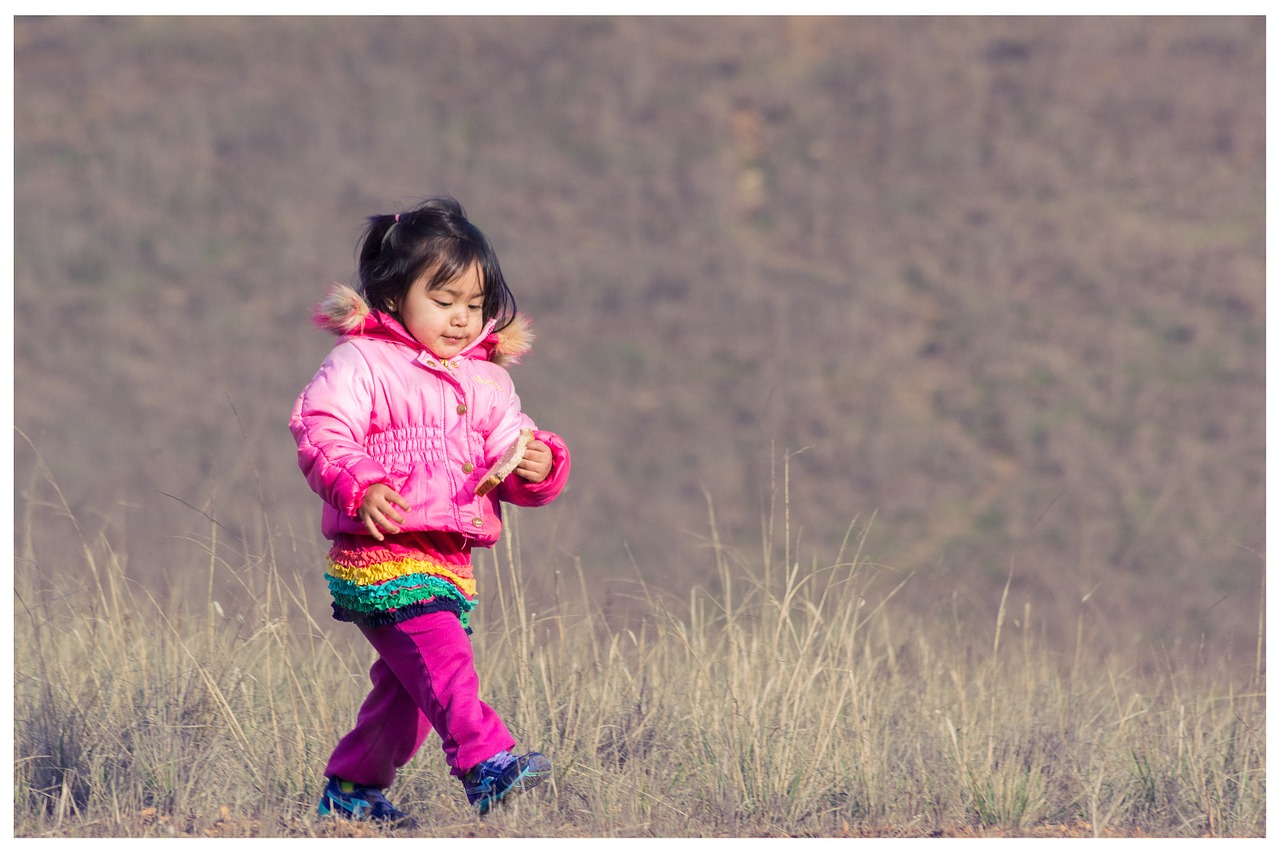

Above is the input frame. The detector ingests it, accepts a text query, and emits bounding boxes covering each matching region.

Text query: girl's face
[394,263,486,358]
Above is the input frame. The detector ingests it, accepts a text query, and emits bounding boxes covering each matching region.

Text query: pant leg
[325,611,516,786]
[368,610,517,776]
[324,656,433,789]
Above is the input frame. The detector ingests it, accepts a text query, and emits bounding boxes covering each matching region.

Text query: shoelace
[473,750,515,777]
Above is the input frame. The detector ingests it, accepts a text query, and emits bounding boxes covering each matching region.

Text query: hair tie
[394,213,400,222]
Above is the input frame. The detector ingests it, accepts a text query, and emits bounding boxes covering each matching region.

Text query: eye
[433,299,452,308]
[468,304,482,312]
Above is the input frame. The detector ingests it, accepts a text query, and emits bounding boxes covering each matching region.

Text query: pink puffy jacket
[290,284,571,545]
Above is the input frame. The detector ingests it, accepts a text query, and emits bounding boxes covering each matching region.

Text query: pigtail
[355,213,407,313]
[379,212,401,251]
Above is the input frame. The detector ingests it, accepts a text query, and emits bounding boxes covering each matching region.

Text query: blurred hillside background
[13,16,1264,664]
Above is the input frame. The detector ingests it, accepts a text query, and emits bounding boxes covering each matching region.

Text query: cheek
[416,305,444,326]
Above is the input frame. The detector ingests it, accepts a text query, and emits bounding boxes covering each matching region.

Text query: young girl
[290,196,571,826]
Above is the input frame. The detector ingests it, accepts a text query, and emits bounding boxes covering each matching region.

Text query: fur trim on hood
[312,283,371,335]
[311,283,533,365]
[487,314,534,366]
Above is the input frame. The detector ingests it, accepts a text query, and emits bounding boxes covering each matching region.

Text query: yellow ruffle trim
[326,555,477,596]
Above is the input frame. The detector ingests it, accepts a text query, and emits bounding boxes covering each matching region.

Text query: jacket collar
[311,283,532,366]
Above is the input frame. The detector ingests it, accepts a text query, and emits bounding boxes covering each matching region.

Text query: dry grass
[13,456,1265,838]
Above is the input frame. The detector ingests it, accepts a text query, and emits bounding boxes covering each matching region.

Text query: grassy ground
[13,461,1265,839]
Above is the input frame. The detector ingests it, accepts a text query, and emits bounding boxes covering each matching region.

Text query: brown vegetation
[12,15,1265,838]
[13,16,1263,660]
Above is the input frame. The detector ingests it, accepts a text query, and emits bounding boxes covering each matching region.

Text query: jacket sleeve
[499,425,571,507]
[289,342,390,519]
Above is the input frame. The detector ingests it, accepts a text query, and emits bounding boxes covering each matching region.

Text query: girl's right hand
[358,483,411,541]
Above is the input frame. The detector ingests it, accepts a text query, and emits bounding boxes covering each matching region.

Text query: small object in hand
[474,428,534,496]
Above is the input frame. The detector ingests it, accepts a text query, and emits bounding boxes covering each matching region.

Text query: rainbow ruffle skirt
[324,538,477,629]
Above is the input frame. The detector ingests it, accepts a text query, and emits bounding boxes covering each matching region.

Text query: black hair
[356,195,516,331]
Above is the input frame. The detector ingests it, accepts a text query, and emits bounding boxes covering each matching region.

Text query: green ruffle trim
[325,571,475,615]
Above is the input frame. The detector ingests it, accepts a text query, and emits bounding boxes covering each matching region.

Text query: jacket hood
[311,283,533,366]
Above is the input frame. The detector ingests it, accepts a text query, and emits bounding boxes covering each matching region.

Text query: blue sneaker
[318,776,418,829]
[462,750,552,814]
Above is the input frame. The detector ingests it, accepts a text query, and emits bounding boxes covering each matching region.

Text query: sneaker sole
[319,797,418,829]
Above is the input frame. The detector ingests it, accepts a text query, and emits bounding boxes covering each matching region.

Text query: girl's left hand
[514,439,552,483]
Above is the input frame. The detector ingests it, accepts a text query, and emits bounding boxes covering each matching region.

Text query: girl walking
[290,196,571,826]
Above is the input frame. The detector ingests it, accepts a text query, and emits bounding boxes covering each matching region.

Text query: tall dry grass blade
[207,504,218,651]
[702,485,731,619]
[16,428,111,620]
[140,588,259,785]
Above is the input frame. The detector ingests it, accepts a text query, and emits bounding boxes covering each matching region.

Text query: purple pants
[324,610,515,789]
